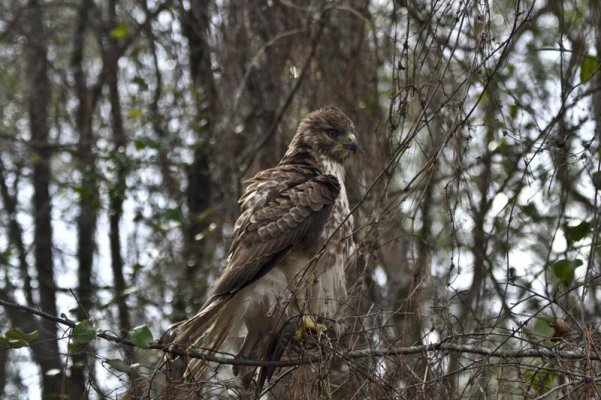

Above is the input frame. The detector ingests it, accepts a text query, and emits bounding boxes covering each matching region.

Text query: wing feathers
[210,174,340,299]
[239,164,320,212]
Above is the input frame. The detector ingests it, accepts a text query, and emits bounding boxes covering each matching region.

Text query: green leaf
[0,328,39,350]
[164,208,183,222]
[492,138,512,155]
[552,259,583,287]
[533,318,554,338]
[110,23,129,40]
[72,186,90,200]
[106,359,140,373]
[524,360,556,394]
[0,249,11,264]
[72,320,96,345]
[0,336,29,349]
[127,108,142,119]
[563,220,591,243]
[593,171,601,191]
[134,138,146,151]
[581,55,600,82]
[5,328,40,343]
[132,76,148,91]
[509,103,519,119]
[128,325,153,349]
[521,203,541,222]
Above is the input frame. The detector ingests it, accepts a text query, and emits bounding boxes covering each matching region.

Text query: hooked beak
[343,133,358,153]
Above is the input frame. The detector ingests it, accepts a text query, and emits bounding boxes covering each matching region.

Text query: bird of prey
[167,106,357,395]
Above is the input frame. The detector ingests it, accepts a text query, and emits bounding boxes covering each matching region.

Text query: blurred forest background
[0,0,600,398]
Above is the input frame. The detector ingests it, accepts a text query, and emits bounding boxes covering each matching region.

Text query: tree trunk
[25,1,64,397]
[0,156,33,306]
[176,0,218,319]
[106,0,139,394]
[69,0,102,396]
[0,313,7,397]
[593,2,601,141]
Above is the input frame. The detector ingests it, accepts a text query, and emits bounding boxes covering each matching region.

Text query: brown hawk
[167,106,357,396]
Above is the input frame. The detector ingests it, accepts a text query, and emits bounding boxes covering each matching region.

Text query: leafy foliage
[128,325,153,349]
[0,329,40,350]
[72,320,96,345]
[581,55,600,82]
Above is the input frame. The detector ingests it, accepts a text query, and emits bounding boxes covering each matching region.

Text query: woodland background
[1,0,601,398]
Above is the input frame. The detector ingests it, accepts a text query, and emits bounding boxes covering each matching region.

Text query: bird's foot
[294,315,328,342]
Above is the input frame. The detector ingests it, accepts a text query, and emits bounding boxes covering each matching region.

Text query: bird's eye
[327,129,340,138]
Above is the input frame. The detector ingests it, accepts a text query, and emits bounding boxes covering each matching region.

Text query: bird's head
[292,105,358,163]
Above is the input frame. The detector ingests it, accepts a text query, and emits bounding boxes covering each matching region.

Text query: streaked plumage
[166,106,357,396]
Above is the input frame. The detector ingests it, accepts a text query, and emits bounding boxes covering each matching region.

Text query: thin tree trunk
[592,3,601,143]
[0,342,6,398]
[589,0,601,317]
[176,0,217,319]
[107,0,131,339]
[69,0,103,396]
[0,156,33,306]
[144,0,178,198]
[106,0,138,394]
[25,1,64,398]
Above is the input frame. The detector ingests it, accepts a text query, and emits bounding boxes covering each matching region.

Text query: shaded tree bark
[144,0,179,199]
[242,2,298,170]
[176,0,218,318]
[106,0,139,395]
[107,0,131,339]
[594,5,601,133]
[0,156,33,306]
[24,1,63,397]
[0,341,6,398]
[69,0,104,396]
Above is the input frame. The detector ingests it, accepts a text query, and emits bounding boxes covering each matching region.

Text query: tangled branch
[1,297,599,368]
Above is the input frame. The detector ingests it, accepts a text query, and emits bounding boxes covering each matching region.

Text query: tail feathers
[163,296,230,356]
[164,295,242,382]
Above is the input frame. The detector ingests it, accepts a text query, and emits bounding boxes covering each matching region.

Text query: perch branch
[1,298,600,368]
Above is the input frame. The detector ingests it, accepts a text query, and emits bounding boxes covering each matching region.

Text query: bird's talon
[294,315,327,342]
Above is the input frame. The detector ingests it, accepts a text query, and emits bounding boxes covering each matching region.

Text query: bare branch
[1,298,600,369]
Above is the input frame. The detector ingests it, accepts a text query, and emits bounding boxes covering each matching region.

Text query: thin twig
[1,297,600,368]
